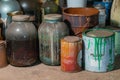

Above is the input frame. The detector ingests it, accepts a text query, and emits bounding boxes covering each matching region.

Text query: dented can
[61,36,82,72]
[83,29,115,72]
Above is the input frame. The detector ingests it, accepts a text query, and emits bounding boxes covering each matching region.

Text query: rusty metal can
[83,29,115,72]
[61,36,82,72]
[0,40,8,68]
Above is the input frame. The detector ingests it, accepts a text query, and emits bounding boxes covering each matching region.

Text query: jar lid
[7,11,23,16]
[64,36,81,43]
[86,29,114,37]
[12,15,30,21]
[44,14,62,21]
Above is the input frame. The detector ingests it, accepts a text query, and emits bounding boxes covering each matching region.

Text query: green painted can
[106,27,120,55]
[82,29,115,72]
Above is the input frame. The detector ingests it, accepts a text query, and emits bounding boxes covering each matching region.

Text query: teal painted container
[82,29,115,72]
[106,27,120,55]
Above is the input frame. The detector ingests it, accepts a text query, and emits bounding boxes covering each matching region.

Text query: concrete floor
[0,54,120,80]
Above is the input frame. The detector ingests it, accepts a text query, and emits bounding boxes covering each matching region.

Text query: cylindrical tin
[83,29,115,72]
[106,27,120,55]
[0,40,8,68]
[61,36,82,72]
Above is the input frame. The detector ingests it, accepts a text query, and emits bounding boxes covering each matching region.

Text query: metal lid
[64,36,81,43]
[86,29,114,37]
[44,14,62,21]
[12,15,30,21]
[7,11,23,16]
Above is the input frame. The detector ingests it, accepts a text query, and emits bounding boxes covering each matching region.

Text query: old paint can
[83,29,115,72]
[106,27,120,55]
[61,36,82,72]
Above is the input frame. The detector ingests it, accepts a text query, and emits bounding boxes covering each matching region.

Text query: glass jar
[17,0,42,27]
[0,0,21,20]
[94,4,106,27]
[41,0,59,20]
[6,15,37,67]
[38,14,69,65]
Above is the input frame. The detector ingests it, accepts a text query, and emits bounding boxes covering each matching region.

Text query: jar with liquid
[94,4,106,27]
[38,14,69,65]
[6,15,37,67]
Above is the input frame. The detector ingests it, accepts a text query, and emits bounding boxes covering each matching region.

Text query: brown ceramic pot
[63,8,99,37]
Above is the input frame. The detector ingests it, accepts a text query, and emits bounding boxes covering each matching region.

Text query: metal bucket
[82,29,115,72]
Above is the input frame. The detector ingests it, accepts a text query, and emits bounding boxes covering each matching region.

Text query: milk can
[38,14,69,65]
[6,15,37,67]
[61,36,82,72]
[83,29,115,72]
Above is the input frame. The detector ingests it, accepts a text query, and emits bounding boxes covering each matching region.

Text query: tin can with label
[61,36,82,72]
[83,29,115,72]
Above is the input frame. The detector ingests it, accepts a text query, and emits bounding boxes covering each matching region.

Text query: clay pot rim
[63,7,99,16]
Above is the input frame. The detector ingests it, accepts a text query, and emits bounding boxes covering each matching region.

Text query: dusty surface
[0,54,120,80]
